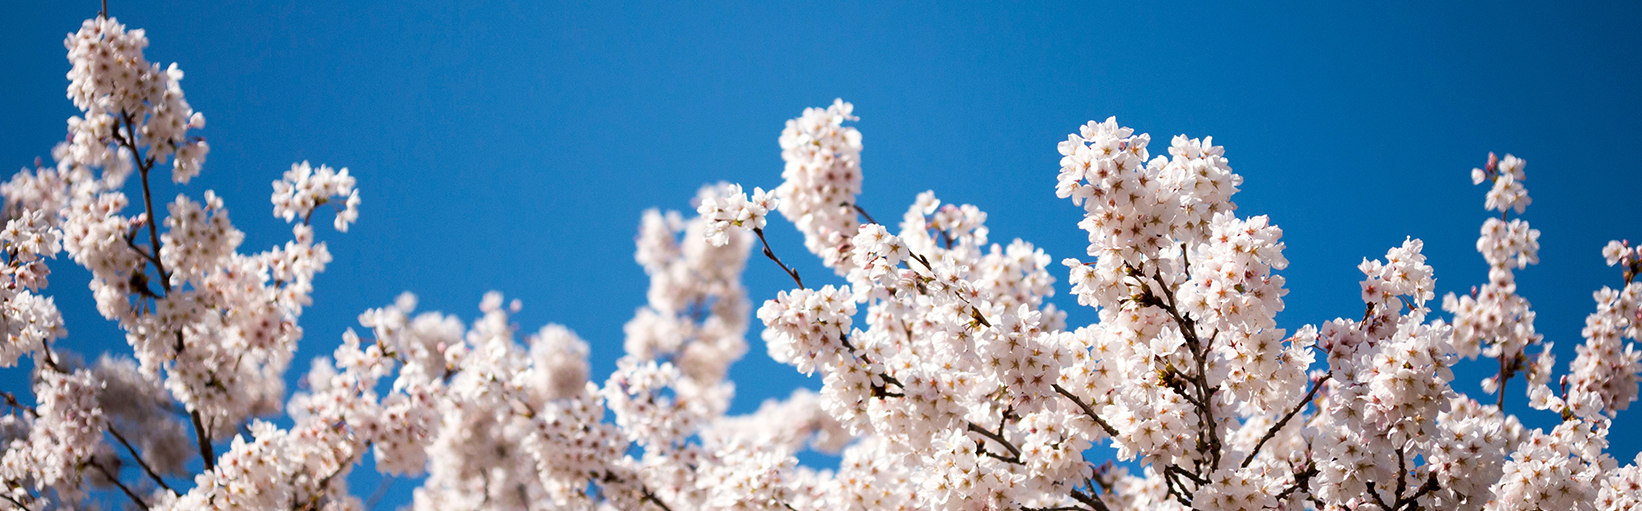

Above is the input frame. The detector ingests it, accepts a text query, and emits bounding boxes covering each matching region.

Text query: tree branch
[1051,383,1119,437]
[1273,463,1318,504]
[1,391,37,416]
[88,459,148,509]
[117,113,171,295]
[1068,488,1113,511]
[752,227,803,290]
[108,425,176,495]
[0,492,31,511]
[1241,374,1330,468]
[639,485,673,511]
[190,410,214,471]
[967,421,1022,464]
[849,202,877,225]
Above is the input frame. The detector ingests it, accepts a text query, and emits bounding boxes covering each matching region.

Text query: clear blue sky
[5,0,1641,506]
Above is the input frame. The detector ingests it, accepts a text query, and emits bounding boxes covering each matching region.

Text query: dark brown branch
[1399,473,1441,510]
[849,203,878,225]
[1394,446,1409,505]
[121,227,165,280]
[1241,374,1331,468]
[117,113,171,295]
[1165,464,1206,486]
[1161,467,1195,507]
[2,391,37,416]
[36,339,64,373]
[88,459,149,509]
[1366,480,1395,511]
[598,469,672,511]
[1068,488,1113,511]
[967,421,1021,464]
[1373,449,1443,511]
[1273,463,1318,504]
[122,232,164,299]
[1051,383,1119,437]
[190,410,214,471]
[108,425,176,495]
[639,485,674,511]
[1179,242,1193,280]
[1143,265,1224,469]
[837,333,904,398]
[752,227,804,290]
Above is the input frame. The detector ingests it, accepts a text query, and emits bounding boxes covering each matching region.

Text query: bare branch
[849,202,877,225]
[108,425,177,495]
[88,459,148,509]
[753,227,804,290]
[1,391,37,416]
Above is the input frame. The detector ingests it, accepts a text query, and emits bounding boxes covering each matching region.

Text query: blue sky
[5,0,1641,506]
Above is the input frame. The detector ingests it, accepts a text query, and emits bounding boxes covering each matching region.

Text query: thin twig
[1162,466,1194,507]
[115,113,170,293]
[640,485,674,511]
[1068,488,1113,511]
[88,459,148,509]
[837,332,903,398]
[967,421,1022,464]
[1,391,37,416]
[1051,383,1119,437]
[1165,464,1206,486]
[849,202,878,225]
[752,227,803,289]
[37,339,64,373]
[1241,374,1331,468]
[295,444,370,511]
[108,425,176,495]
[0,492,30,510]
[1273,463,1317,504]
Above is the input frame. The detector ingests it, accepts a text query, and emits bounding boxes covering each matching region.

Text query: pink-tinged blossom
[9,18,1642,509]
[699,183,775,247]
[775,99,865,273]
[271,161,360,232]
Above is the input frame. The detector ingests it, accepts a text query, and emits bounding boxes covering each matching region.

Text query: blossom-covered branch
[2,10,1641,511]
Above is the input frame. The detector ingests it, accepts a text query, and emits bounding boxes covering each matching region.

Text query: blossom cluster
[64,16,208,184]
[774,99,865,272]
[3,13,1642,511]
[271,162,361,233]
[698,183,776,248]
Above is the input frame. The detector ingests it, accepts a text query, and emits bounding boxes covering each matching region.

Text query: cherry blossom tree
[3,12,1641,511]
